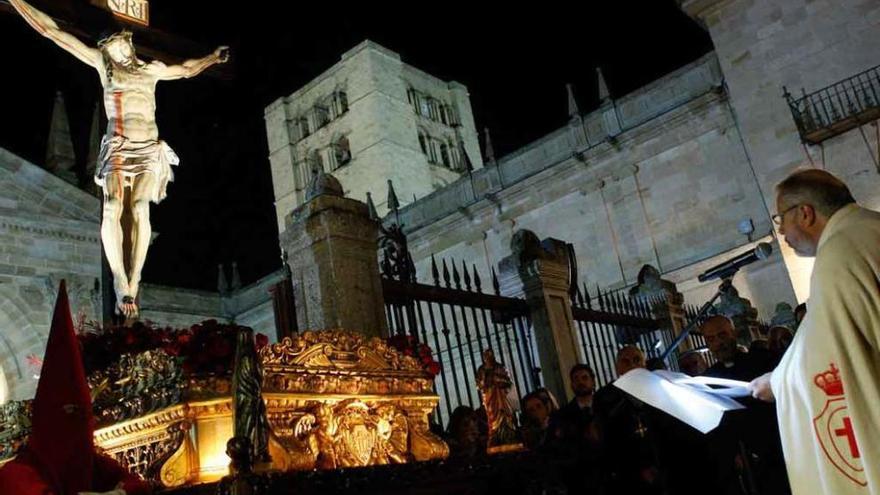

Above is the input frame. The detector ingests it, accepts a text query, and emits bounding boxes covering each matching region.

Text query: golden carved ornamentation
[94,405,188,447]
[0,400,32,463]
[159,422,198,488]
[88,350,184,428]
[185,375,231,402]
[403,410,450,461]
[75,329,447,487]
[110,421,188,482]
[259,330,424,373]
[279,399,410,470]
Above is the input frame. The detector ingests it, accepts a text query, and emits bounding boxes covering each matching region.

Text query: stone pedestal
[631,265,688,353]
[280,179,387,338]
[498,230,580,403]
[715,283,760,344]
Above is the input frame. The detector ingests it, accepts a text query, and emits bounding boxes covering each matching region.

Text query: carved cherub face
[376,405,396,421]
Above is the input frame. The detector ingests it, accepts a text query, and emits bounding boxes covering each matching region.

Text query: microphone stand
[659,276,734,362]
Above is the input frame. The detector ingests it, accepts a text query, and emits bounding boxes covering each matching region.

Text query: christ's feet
[117,295,139,319]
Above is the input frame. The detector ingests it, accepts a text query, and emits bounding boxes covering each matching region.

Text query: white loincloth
[94,135,179,204]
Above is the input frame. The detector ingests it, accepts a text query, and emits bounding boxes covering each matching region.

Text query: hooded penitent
[27,280,95,494]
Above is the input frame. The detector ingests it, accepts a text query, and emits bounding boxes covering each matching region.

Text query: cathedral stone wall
[138,269,285,341]
[0,148,102,401]
[394,53,796,319]
[681,0,880,301]
[221,269,285,338]
[138,284,226,329]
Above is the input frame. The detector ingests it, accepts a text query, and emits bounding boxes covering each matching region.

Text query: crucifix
[9,0,228,319]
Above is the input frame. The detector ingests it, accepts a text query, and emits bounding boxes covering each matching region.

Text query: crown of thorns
[98,30,134,48]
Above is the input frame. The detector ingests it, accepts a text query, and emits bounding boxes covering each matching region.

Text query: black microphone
[698,242,772,282]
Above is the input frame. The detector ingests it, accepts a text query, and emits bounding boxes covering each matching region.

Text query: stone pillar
[630,265,688,353]
[497,230,580,403]
[279,173,387,338]
[715,283,759,345]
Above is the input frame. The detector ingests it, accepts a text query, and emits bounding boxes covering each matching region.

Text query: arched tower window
[333,136,352,169]
[439,143,450,168]
[332,91,349,117]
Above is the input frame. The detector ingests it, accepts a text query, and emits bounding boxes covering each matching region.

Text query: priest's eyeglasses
[772,204,800,226]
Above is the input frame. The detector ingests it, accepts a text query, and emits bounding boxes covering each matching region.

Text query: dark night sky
[0,1,712,291]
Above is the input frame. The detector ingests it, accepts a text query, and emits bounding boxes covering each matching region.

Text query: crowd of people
[442,317,797,495]
[431,169,880,495]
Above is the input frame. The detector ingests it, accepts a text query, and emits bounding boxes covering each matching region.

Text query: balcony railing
[785,64,880,145]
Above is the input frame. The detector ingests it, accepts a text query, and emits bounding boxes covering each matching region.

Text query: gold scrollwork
[75,329,450,487]
[259,330,424,373]
[278,399,413,470]
[159,422,197,487]
[0,400,32,462]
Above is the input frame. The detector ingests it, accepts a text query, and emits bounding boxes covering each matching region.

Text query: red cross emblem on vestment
[812,363,867,487]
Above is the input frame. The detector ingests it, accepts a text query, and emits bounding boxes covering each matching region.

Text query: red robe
[0,448,151,495]
[0,282,151,495]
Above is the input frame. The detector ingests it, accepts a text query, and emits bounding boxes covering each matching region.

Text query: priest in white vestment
[750,169,880,494]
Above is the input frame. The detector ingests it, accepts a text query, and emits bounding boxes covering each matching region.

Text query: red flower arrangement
[385,335,441,377]
[77,319,269,376]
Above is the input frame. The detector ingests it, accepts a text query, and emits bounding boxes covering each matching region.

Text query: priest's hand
[749,372,775,402]
[78,482,126,495]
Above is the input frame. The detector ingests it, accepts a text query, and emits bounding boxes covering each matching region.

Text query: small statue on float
[475,349,520,451]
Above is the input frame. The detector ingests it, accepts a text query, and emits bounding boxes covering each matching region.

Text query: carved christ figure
[10,0,229,318]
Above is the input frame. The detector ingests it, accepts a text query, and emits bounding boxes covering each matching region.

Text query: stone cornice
[0,210,100,244]
[678,0,735,24]
[0,148,100,217]
[405,90,731,254]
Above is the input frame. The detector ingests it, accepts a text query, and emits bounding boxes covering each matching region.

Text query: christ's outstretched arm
[154,46,229,80]
[9,0,101,68]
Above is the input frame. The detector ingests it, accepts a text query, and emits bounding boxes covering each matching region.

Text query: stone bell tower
[264,40,484,234]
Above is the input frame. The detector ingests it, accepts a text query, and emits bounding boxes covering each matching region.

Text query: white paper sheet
[612,369,747,434]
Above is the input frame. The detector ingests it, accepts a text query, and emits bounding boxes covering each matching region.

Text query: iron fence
[570,285,672,387]
[382,256,540,427]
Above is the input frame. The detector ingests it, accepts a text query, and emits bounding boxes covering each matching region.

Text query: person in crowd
[767,325,794,364]
[533,387,560,412]
[547,365,603,493]
[553,364,597,444]
[748,338,769,353]
[520,390,555,450]
[646,357,667,371]
[750,169,880,494]
[678,349,709,376]
[593,346,667,494]
[444,406,485,459]
[702,315,774,381]
[700,316,790,494]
